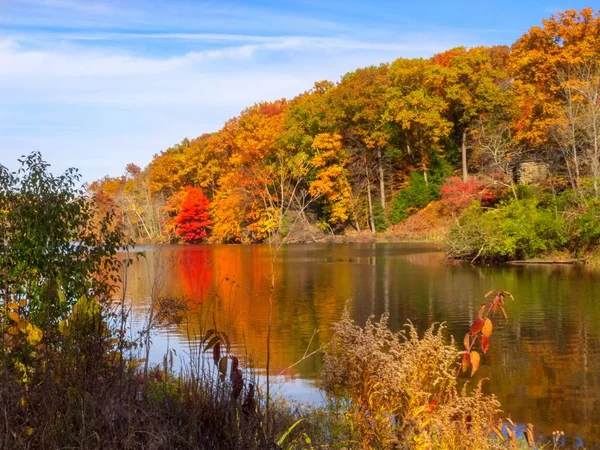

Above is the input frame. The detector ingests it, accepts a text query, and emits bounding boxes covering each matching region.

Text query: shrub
[568,205,600,255]
[446,199,568,262]
[322,311,503,449]
[439,177,501,214]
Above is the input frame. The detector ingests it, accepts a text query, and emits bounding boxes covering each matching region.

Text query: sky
[0,0,595,182]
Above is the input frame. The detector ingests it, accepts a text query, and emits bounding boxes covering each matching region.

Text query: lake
[122,242,600,446]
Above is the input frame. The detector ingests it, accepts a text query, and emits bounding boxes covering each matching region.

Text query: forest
[91,8,600,262]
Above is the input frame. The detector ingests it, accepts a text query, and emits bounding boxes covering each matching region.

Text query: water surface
[123,243,600,446]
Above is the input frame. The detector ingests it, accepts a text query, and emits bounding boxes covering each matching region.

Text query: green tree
[0,153,129,329]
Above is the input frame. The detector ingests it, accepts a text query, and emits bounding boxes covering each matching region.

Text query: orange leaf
[8,311,20,323]
[470,318,485,335]
[484,290,495,298]
[428,399,438,412]
[462,353,470,373]
[482,318,493,338]
[500,306,508,321]
[470,351,480,376]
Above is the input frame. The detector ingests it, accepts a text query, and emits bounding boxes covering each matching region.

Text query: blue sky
[0,0,594,181]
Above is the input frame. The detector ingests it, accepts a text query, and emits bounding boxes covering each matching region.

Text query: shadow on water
[122,242,600,446]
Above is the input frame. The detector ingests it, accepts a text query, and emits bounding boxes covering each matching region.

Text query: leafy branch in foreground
[460,289,513,377]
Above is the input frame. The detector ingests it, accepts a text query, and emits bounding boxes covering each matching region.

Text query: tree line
[90,8,600,244]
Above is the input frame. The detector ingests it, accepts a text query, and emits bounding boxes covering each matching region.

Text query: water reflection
[122,243,600,445]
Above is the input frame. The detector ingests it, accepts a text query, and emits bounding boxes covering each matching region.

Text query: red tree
[174,186,213,243]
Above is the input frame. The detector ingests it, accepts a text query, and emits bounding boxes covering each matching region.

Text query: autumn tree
[174,186,212,243]
[386,58,452,183]
[511,8,600,199]
[432,46,514,181]
[211,101,289,242]
[332,65,393,216]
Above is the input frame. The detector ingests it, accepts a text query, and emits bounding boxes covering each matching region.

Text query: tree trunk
[366,175,375,233]
[593,109,599,201]
[462,128,468,182]
[377,147,386,211]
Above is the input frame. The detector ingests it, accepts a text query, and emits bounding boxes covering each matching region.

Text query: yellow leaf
[7,302,19,309]
[482,318,493,338]
[25,323,43,346]
[7,326,19,335]
[463,333,470,350]
[470,351,481,376]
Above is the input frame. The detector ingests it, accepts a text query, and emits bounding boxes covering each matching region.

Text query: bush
[569,205,600,255]
[446,199,568,262]
[322,311,503,449]
[439,177,502,214]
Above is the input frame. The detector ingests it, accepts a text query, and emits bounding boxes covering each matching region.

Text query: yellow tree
[385,58,452,183]
[308,133,352,228]
[332,64,393,217]
[432,46,514,181]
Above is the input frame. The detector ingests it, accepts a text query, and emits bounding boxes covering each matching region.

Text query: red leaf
[470,318,485,335]
[481,335,490,354]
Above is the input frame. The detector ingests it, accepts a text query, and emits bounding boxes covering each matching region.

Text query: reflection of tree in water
[178,246,213,302]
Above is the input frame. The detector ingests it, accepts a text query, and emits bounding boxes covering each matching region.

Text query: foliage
[439,176,501,214]
[322,310,503,449]
[372,201,388,232]
[174,186,212,243]
[389,161,450,225]
[567,204,600,255]
[446,199,569,262]
[0,153,129,327]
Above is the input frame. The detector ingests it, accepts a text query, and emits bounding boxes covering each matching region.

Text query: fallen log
[508,257,589,265]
